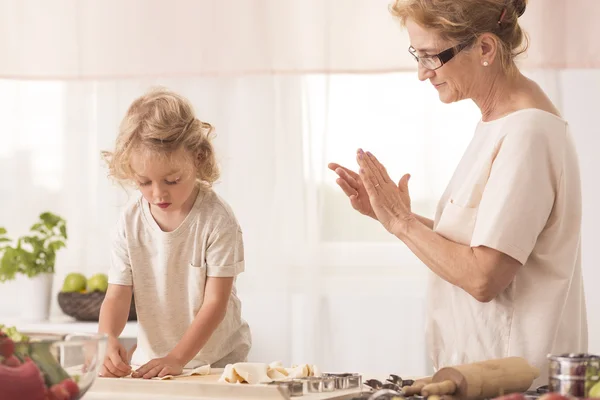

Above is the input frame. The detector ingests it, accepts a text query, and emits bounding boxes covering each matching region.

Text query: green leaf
[0,248,21,282]
[49,241,65,252]
[0,212,67,279]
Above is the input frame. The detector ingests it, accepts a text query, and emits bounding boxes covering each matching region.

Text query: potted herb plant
[0,212,67,321]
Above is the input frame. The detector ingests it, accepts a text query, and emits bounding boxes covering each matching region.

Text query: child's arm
[169,276,233,363]
[98,284,135,377]
[132,276,233,379]
[99,283,133,339]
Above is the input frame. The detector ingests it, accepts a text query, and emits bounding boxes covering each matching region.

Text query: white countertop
[0,316,138,338]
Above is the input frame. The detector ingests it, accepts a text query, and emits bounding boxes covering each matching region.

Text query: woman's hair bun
[513,0,527,17]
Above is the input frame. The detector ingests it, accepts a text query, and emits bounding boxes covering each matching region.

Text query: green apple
[61,273,87,293]
[589,381,600,398]
[87,273,109,292]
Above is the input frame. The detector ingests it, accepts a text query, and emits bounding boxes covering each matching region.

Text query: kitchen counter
[85,370,366,400]
[1,316,138,338]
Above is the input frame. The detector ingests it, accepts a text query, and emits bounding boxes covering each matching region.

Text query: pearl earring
[483,61,489,66]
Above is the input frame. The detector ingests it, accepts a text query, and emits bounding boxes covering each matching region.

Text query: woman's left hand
[132,355,184,379]
[356,148,413,236]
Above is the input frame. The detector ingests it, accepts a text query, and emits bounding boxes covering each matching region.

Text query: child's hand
[99,336,135,378]
[131,355,184,379]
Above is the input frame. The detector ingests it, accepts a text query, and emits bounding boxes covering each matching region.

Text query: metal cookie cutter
[323,372,363,390]
[300,376,337,393]
[269,380,304,397]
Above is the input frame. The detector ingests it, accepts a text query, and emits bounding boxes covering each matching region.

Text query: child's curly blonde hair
[102,87,219,187]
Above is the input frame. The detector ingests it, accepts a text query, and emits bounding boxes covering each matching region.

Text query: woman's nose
[417,63,435,81]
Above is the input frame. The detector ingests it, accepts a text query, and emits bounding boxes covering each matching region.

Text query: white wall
[560,70,600,354]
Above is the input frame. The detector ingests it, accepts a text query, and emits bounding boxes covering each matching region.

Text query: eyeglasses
[408,40,472,70]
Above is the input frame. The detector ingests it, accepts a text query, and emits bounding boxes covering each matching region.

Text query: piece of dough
[267,361,290,381]
[219,362,323,384]
[267,367,289,381]
[218,363,273,384]
[219,363,245,383]
[157,364,211,380]
[311,364,322,377]
[286,364,311,379]
[125,364,211,380]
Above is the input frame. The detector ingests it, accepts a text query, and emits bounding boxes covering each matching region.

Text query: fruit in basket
[87,273,108,292]
[62,273,87,292]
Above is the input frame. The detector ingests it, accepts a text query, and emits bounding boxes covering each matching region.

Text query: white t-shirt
[108,188,252,368]
[428,109,588,388]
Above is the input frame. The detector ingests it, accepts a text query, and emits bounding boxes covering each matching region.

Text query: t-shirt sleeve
[206,220,245,278]
[470,126,563,264]
[108,215,133,286]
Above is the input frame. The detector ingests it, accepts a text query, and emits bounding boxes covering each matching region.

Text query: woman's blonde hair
[390,0,529,74]
[102,87,219,187]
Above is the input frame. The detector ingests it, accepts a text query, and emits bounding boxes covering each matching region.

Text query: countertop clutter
[88,363,365,400]
[85,357,527,399]
[86,354,600,400]
[1,321,598,400]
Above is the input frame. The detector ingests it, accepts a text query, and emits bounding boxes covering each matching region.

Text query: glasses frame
[408,39,473,71]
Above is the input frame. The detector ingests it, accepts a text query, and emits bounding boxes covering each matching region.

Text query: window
[303,73,480,267]
[0,80,66,192]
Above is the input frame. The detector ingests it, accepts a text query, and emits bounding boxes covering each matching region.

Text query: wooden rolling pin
[420,357,539,400]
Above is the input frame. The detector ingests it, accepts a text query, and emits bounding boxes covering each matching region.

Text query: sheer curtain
[0,74,438,373]
[1,0,600,378]
[2,69,592,375]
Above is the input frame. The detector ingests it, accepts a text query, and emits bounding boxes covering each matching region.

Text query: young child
[98,87,252,379]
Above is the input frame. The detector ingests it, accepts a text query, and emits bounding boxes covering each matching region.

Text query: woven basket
[57,291,137,322]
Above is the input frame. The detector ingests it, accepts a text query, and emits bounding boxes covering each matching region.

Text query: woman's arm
[396,217,520,302]
[329,162,434,229]
[356,149,520,302]
[412,214,434,230]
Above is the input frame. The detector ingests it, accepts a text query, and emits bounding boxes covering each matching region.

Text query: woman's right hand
[328,163,377,219]
[100,336,135,378]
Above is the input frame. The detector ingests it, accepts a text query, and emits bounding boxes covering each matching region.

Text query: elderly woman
[329,0,587,387]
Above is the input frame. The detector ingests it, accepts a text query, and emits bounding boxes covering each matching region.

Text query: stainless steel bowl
[548,353,600,397]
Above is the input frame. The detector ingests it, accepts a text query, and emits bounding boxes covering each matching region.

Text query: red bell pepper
[0,357,48,400]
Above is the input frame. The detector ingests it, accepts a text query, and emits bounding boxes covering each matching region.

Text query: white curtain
[1,0,600,79]
[3,69,598,376]
[1,0,600,378]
